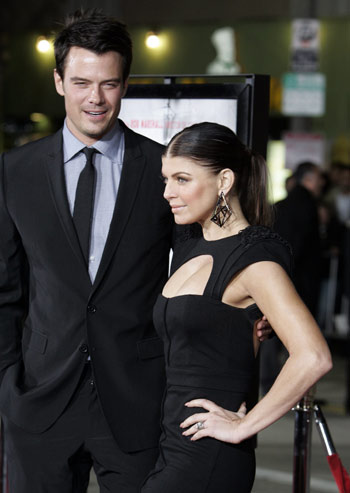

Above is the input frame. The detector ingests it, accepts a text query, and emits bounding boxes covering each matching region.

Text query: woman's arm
[181,261,332,443]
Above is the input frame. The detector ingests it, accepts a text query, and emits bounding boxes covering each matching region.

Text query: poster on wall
[119,75,270,158]
[281,72,326,116]
[290,18,320,72]
[283,131,326,170]
[120,98,237,145]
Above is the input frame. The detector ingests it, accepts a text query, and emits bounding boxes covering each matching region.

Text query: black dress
[141,226,292,493]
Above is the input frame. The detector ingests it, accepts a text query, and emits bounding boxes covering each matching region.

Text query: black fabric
[3,365,159,493]
[0,121,172,452]
[73,147,97,263]
[274,184,321,315]
[141,225,292,492]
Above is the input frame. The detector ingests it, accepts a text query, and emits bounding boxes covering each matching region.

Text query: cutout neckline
[159,292,259,314]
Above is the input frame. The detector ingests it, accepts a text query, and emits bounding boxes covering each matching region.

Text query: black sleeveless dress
[141,226,291,493]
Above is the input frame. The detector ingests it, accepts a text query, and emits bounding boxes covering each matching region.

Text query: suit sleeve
[0,153,28,385]
[274,196,317,265]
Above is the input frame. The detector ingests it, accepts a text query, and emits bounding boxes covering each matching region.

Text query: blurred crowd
[317,162,350,334]
[277,160,350,331]
[261,160,350,395]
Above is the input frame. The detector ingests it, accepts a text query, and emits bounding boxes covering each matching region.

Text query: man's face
[303,168,323,197]
[54,47,128,146]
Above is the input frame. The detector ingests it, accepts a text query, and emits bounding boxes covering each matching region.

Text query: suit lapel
[45,130,91,283]
[91,125,146,292]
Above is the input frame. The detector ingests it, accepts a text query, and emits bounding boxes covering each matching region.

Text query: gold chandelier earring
[210,191,233,227]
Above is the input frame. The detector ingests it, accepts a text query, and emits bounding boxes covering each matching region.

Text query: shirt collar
[62,119,123,163]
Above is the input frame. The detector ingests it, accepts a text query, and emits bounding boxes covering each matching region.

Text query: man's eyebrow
[70,76,90,82]
[69,77,122,83]
[101,78,122,83]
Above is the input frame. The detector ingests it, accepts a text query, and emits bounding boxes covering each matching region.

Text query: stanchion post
[292,388,315,493]
[313,404,336,455]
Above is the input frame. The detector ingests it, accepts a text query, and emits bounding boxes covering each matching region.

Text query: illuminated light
[145,32,161,49]
[30,112,46,123]
[266,140,290,203]
[36,36,52,54]
[29,113,51,132]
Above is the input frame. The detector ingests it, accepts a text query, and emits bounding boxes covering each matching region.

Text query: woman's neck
[200,195,249,241]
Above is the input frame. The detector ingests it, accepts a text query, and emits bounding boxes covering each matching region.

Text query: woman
[141,122,332,492]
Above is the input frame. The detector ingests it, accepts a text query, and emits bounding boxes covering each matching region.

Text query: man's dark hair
[294,161,319,184]
[54,9,132,82]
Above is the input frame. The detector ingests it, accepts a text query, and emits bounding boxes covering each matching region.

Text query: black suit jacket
[0,121,173,452]
[274,184,321,314]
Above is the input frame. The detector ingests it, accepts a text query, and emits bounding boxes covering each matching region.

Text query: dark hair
[293,161,319,184]
[54,8,132,82]
[164,122,273,226]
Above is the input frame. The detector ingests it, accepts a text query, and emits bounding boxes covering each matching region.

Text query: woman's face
[162,155,220,225]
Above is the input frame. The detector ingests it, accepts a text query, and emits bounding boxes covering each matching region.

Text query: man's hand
[255,315,273,342]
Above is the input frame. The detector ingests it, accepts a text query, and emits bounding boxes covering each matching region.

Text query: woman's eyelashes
[176,176,188,183]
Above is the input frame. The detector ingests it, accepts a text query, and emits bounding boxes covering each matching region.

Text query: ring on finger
[196,421,205,430]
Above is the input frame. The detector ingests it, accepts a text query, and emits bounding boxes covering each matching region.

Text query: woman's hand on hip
[180,399,248,444]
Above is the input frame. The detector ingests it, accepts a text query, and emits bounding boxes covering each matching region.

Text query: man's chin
[81,124,111,142]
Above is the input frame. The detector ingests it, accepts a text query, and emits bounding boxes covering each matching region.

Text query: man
[0,9,270,492]
[0,9,173,492]
[274,161,323,315]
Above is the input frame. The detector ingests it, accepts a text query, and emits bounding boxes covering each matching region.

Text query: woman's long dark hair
[164,122,273,227]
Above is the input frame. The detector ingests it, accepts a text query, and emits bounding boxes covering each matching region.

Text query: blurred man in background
[274,161,323,316]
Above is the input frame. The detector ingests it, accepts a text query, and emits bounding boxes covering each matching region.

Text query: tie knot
[82,147,97,162]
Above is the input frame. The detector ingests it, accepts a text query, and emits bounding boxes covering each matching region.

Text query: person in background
[261,162,324,393]
[285,173,296,194]
[332,165,350,226]
[274,161,324,316]
[324,163,350,332]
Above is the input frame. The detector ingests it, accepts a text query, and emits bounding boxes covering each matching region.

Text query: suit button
[79,344,89,354]
[87,304,97,313]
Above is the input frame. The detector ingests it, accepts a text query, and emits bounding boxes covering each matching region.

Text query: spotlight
[36,36,52,54]
[145,32,161,49]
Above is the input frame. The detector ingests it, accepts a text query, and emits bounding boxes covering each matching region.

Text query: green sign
[282,72,326,116]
